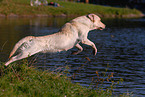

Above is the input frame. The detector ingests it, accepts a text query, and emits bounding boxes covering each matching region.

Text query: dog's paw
[72,50,82,55]
[93,49,97,56]
[71,51,79,55]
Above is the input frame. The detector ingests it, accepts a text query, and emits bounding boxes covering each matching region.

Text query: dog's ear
[87,14,95,23]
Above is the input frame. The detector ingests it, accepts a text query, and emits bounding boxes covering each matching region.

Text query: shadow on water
[0,17,145,96]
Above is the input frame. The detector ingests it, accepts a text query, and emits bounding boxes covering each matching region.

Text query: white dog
[5,14,105,66]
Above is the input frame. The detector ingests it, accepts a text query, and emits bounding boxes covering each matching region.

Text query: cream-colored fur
[5,14,105,66]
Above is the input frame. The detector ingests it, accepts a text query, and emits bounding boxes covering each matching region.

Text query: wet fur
[5,14,105,66]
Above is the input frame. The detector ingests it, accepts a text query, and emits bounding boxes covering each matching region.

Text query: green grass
[0,61,132,97]
[0,0,143,18]
[0,62,113,97]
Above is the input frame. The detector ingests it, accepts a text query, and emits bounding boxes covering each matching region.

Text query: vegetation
[0,62,110,97]
[0,0,143,18]
[0,61,131,97]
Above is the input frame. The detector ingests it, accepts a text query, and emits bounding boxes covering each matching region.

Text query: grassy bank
[0,0,144,18]
[0,62,112,97]
[0,62,130,97]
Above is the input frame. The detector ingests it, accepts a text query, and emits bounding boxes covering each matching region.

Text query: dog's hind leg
[5,53,33,66]
[5,55,20,66]
[5,49,41,66]
[72,44,83,55]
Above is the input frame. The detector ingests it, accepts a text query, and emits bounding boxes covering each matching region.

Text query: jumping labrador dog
[5,14,105,66]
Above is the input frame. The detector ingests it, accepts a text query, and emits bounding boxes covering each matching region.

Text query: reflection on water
[0,17,145,96]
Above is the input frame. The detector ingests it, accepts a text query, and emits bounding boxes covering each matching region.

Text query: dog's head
[87,14,105,30]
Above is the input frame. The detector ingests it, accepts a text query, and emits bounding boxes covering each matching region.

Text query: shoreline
[0,13,144,18]
[0,0,144,19]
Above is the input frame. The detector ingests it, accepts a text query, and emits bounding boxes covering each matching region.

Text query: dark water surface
[0,17,145,96]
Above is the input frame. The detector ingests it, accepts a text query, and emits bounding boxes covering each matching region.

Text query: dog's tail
[9,36,35,58]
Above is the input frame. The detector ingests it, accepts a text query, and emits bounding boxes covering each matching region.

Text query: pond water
[0,17,145,96]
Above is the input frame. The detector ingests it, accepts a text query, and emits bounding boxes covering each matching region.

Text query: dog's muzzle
[98,24,106,30]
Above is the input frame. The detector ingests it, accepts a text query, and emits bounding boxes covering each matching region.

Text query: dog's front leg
[82,39,97,55]
[72,44,83,55]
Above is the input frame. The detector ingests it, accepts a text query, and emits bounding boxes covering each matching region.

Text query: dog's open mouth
[98,27,104,30]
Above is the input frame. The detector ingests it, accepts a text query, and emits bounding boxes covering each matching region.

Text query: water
[0,17,145,96]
